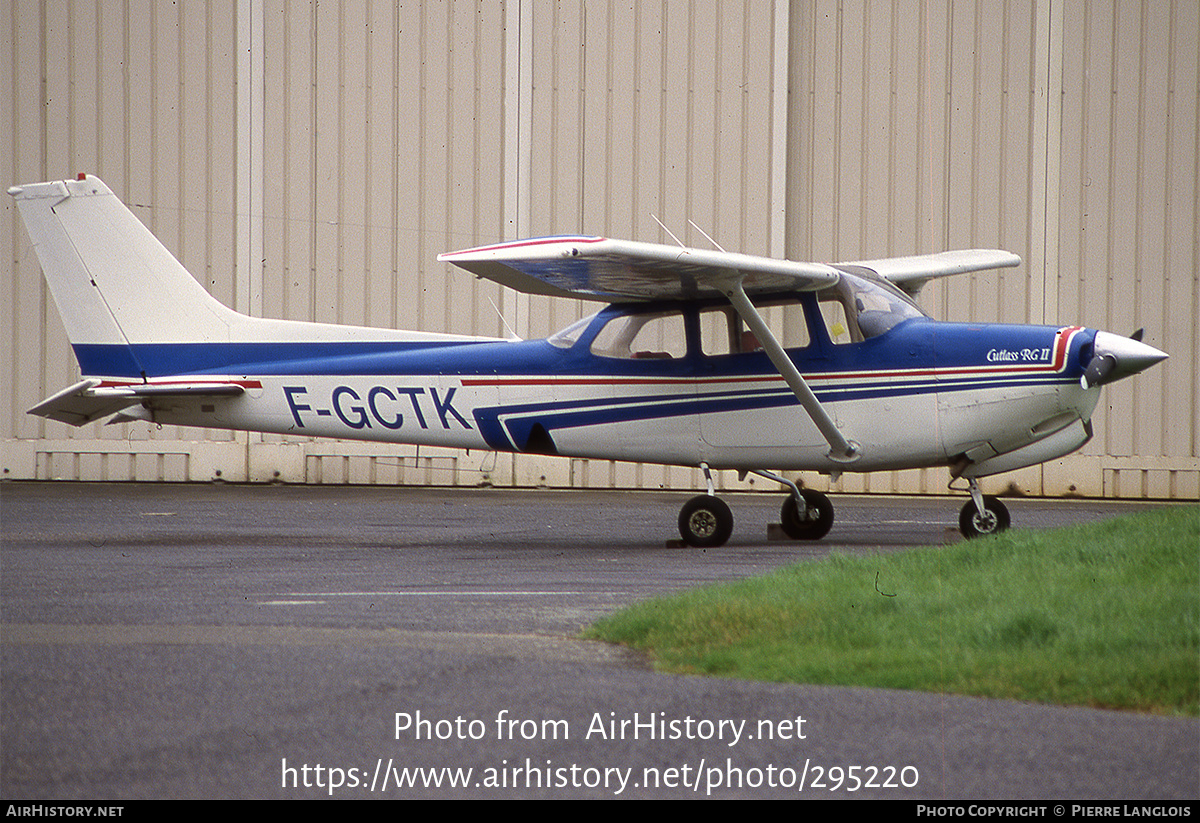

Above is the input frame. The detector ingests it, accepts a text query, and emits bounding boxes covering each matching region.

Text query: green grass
[585,506,1200,714]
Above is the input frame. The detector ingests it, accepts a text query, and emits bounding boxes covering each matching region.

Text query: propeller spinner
[1081,330,1169,389]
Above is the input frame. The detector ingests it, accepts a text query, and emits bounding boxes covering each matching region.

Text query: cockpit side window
[699,299,811,357]
[817,292,857,344]
[699,307,737,356]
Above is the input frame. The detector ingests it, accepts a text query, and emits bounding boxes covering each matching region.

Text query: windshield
[826,269,926,339]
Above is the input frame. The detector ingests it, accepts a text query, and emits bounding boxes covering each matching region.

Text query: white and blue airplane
[10,174,1168,546]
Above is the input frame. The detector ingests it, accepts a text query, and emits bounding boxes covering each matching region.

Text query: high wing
[439,238,1023,462]
[841,249,1021,297]
[441,236,862,460]
[439,237,1020,302]
[437,236,842,301]
[29,379,249,426]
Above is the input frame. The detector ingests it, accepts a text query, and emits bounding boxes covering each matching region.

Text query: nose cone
[1081,330,1169,388]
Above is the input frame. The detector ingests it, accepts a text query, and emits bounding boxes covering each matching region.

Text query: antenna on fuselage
[652,215,728,255]
[487,296,523,341]
[651,214,686,248]
[688,220,727,253]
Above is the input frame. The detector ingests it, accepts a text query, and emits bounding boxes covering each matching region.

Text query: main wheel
[780,489,835,540]
[678,495,734,548]
[959,496,1010,538]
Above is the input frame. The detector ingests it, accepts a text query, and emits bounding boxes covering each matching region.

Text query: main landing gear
[678,494,735,548]
[676,465,834,548]
[780,489,835,540]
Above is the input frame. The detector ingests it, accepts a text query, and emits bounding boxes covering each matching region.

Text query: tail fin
[11,174,491,382]
[9,175,240,348]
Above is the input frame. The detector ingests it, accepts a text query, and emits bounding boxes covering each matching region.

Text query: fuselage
[83,290,1103,479]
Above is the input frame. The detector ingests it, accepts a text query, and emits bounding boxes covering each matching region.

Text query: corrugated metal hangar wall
[3,0,1197,499]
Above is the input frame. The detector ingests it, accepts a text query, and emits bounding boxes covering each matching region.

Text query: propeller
[1080,329,1168,389]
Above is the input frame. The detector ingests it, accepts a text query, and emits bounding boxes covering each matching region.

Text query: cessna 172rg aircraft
[10,175,1168,546]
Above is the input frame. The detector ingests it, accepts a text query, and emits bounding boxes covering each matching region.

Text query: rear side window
[590,311,687,359]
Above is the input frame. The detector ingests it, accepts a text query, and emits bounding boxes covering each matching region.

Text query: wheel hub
[688,510,717,537]
[973,511,999,532]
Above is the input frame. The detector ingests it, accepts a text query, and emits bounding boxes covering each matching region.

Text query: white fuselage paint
[129,359,1098,477]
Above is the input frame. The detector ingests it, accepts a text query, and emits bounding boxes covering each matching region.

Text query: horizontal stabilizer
[29,379,248,426]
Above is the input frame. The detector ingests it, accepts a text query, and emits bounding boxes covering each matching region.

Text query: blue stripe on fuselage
[71,337,708,379]
[73,339,510,378]
[69,320,1089,388]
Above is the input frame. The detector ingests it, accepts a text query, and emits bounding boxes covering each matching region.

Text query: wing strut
[721,278,861,463]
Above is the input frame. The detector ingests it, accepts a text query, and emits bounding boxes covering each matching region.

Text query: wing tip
[440,235,606,262]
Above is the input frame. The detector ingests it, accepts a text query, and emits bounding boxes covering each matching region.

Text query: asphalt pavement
[1,482,1196,799]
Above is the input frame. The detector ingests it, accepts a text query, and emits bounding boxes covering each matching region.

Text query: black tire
[678,495,734,548]
[959,496,1010,538]
[780,490,835,540]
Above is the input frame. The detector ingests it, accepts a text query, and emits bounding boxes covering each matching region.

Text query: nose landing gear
[959,478,1010,538]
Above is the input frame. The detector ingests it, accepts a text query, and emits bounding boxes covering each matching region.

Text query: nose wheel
[959,480,1010,538]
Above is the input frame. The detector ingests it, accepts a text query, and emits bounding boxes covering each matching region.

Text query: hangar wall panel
[784,0,1197,500]
[3,0,1196,499]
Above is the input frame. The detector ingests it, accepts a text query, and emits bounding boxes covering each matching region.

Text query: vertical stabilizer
[9,175,237,346]
[11,175,496,380]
